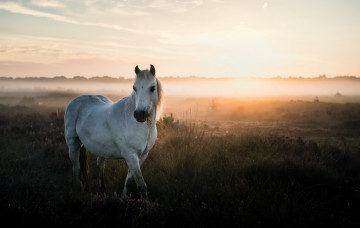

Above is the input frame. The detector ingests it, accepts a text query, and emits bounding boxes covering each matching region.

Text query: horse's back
[70,94,111,106]
[67,94,112,111]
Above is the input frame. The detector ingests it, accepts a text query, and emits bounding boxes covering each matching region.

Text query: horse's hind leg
[97,157,106,192]
[67,137,82,188]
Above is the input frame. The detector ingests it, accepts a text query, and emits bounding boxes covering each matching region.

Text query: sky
[0,0,359,78]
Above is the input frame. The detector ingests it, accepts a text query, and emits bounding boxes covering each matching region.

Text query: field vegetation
[1,88,360,227]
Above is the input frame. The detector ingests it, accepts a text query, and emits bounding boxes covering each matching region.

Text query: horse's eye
[150,86,156,92]
[133,86,137,92]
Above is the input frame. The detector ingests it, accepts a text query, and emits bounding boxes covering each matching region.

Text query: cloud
[30,0,65,8]
[109,3,151,16]
[176,0,204,6]
[0,1,146,34]
[1,45,63,56]
[0,58,129,77]
[0,44,100,64]
[148,0,203,13]
[0,2,73,22]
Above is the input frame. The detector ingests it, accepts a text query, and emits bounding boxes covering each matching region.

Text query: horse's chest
[119,126,156,157]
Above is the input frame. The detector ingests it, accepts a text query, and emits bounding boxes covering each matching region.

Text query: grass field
[1,90,360,227]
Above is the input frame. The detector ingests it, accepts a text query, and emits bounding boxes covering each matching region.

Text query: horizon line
[1,75,360,80]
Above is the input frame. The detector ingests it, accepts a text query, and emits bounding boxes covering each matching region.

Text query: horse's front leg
[97,157,106,192]
[123,154,148,200]
[121,170,134,197]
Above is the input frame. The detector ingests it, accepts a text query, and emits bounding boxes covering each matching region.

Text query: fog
[1,76,360,124]
[1,77,360,99]
[162,78,360,97]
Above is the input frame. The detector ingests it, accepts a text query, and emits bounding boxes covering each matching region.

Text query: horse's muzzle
[134,110,147,122]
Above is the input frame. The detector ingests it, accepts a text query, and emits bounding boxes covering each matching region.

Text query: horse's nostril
[134,110,147,122]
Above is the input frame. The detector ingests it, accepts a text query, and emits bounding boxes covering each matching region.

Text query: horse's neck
[148,106,157,128]
[152,107,157,123]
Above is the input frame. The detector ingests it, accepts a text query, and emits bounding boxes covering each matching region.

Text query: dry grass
[0,92,360,227]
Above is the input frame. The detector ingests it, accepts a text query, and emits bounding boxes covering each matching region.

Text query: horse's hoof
[141,194,149,201]
[120,192,128,198]
[99,185,106,192]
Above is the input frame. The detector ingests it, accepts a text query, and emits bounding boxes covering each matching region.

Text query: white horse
[64,65,162,199]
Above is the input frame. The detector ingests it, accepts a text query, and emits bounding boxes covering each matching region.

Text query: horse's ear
[135,65,140,74]
[150,64,155,76]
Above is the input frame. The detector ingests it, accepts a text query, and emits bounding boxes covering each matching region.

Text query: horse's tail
[79,145,89,190]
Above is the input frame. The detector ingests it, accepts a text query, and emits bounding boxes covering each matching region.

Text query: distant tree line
[0,75,359,82]
[0,75,130,82]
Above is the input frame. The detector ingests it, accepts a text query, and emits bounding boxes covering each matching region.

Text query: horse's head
[133,64,162,122]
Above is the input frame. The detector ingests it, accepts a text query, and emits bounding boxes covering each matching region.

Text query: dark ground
[1,99,360,227]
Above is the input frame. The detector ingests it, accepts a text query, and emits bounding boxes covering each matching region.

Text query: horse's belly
[78,124,123,158]
[82,136,122,158]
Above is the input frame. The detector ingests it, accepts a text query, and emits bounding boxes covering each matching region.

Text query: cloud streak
[30,0,65,8]
[0,1,146,34]
[0,44,100,64]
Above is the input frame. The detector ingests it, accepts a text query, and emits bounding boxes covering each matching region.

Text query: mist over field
[1,76,360,98]
[2,75,360,125]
